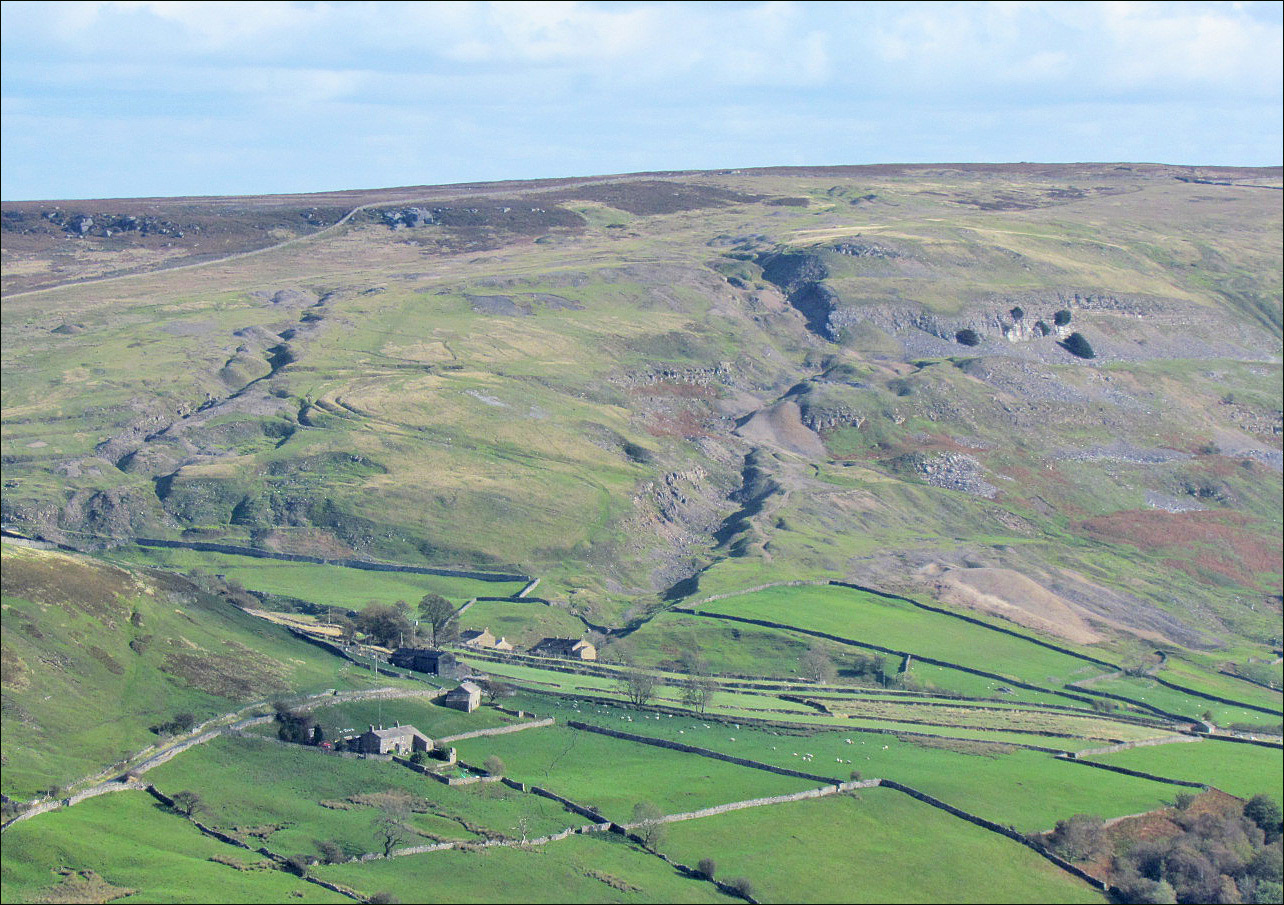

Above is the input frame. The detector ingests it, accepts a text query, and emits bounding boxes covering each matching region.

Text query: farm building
[530,637,597,661]
[444,681,482,712]
[353,724,431,755]
[459,627,513,650]
[390,647,458,677]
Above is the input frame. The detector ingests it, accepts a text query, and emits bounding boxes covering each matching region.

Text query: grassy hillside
[0,542,397,798]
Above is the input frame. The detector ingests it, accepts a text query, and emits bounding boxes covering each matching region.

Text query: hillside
[3,164,1280,653]
[0,542,393,799]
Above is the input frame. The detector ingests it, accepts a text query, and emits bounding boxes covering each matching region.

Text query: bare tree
[632,801,667,849]
[682,675,716,714]
[170,790,206,818]
[618,667,659,707]
[373,803,412,857]
[476,677,513,705]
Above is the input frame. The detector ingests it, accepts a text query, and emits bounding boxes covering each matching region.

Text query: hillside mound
[934,567,1104,644]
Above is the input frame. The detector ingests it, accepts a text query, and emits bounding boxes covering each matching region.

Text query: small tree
[1245,794,1283,842]
[356,603,413,648]
[800,646,837,684]
[484,755,505,777]
[618,667,659,707]
[373,803,411,857]
[1034,320,1052,336]
[1010,306,1025,321]
[955,329,982,347]
[417,594,459,647]
[170,790,205,818]
[310,725,325,746]
[697,858,717,880]
[1054,309,1072,326]
[682,675,717,714]
[476,678,513,705]
[1062,332,1096,359]
[1174,792,1198,811]
[632,801,666,849]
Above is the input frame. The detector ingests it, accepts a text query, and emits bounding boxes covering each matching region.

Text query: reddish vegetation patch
[628,382,717,399]
[261,528,355,559]
[644,411,713,439]
[1081,510,1282,589]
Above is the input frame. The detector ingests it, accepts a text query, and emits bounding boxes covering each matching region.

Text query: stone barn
[390,647,458,677]
[444,681,482,713]
[353,724,431,755]
[530,637,597,661]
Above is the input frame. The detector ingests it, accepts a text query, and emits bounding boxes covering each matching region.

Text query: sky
[1,0,1281,200]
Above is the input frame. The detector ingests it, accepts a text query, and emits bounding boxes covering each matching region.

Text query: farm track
[0,172,671,300]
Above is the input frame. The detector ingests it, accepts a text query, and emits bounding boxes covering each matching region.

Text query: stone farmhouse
[530,637,597,661]
[390,647,458,677]
[459,628,514,651]
[444,681,482,712]
[353,723,431,755]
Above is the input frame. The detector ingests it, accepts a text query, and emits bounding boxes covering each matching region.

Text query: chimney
[368,724,374,732]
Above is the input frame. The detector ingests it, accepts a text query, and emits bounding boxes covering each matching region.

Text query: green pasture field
[1084,738,1283,799]
[459,598,590,647]
[1083,674,1281,726]
[818,699,1171,742]
[657,789,1104,903]
[696,585,1111,688]
[0,791,347,904]
[1151,659,1283,714]
[0,543,400,800]
[450,725,821,822]
[299,695,517,741]
[315,831,736,903]
[146,735,579,858]
[111,546,526,608]
[507,695,1177,831]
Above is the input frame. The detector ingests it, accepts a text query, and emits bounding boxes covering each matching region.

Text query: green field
[696,586,1111,688]
[1084,738,1283,799]
[113,546,526,608]
[0,791,347,904]
[459,598,590,647]
[146,734,580,858]
[315,832,737,903]
[1083,673,1283,725]
[509,695,1179,832]
[451,726,821,822]
[657,789,1104,903]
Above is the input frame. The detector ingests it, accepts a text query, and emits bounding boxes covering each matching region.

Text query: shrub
[1034,320,1052,336]
[728,876,756,899]
[697,858,717,880]
[1010,306,1025,320]
[1047,813,1107,861]
[282,854,310,878]
[1062,332,1096,359]
[315,840,345,865]
[849,770,862,782]
[955,329,982,346]
[1054,308,1072,326]
[484,755,505,776]
[1246,795,1283,842]
[1174,792,1198,811]
[368,894,400,905]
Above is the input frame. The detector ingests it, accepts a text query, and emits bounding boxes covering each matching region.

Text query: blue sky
[2,1,1281,200]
